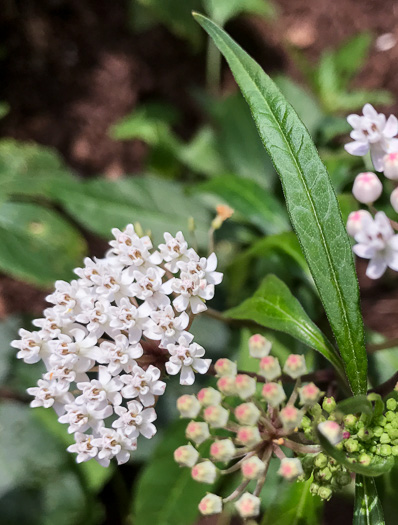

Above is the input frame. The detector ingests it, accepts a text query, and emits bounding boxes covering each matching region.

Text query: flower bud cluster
[12,226,222,466]
[344,104,398,279]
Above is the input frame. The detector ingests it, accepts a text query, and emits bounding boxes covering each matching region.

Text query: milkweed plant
[10,13,398,525]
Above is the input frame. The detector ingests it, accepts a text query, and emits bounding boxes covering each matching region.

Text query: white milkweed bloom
[166,335,211,385]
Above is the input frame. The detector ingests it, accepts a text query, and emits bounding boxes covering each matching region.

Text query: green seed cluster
[301,453,351,501]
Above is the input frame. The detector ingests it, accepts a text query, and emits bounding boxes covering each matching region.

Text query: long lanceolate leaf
[354,476,385,525]
[194,13,367,395]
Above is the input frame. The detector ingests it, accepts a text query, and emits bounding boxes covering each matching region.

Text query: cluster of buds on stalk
[174,335,398,518]
[344,104,398,279]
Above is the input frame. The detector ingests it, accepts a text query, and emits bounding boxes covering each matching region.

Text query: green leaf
[316,430,394,477]
[203,0,275,26]
[194,14,367,395]
[131,420,215,525]
[336,395,373,416]
[333,33,372,88]
[195,175,289,234]
[0,202,87,286]
[354,476,385,525]
[226,274,345,378]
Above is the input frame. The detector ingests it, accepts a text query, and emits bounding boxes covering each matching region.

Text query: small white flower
[177,252,223,286]
[67,432,99,463]
[32,308,65,339]
[91,426,137,467]
[11,329,49,364]
[120,364,166,406]
[99,334,143,375]
[345,104,398,171]
[353,211,398,279]
[166,273,214,314]
[166,335,211,385]
[352,172,383,204]
[46,280,83,317]
[158,231,190,273]
[27,378,74,415]
[144,305,189,346]
[129,269,169,309]
[76,366,123,408]
[59,402,112,434]
[75,297,111,337]
[49,328,100,373]
[108,298,150,343]
[113,400,157,439]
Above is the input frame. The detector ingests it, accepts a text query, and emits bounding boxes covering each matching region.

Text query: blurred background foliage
[1,0,398,523]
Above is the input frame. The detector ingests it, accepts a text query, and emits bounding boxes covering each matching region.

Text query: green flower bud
[344,414,357,429]
[356,420,365,431]
[373,426,383,437]
[380,444,392,456]
[380,433,391,444]
[358,428,373,442]
[375,416,387,427]
[358,453,372,466]
[386,411,395,422]
[323,397,337,414]
[336,471,352,486]
[318,486,333,501]
[316,467,332,482]
[314,453,328,469]
[388,428,398,440]
[344,438,359,453]
[387,398,397,411]
[310,482,320,496]
[392,446,398,457]
[309,404,322,418]
[301,415,312,429]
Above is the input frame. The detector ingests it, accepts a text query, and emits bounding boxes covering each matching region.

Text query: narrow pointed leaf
[194,13,367,395]
[354,475,385,525]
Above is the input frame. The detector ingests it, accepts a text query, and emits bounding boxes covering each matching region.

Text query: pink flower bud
[235,374,257,400]
[249,334,272,358]
[177,394,201,418]
[216,376,236,396]
[383,152,398,180]
[352,172,382,204]
[197,387,222,406]
[261,382,286,407]
[259,355,281,381]
[210,439,236,462]
[346,210,372,237]
[241,456,266,480]
[174,443,199,467]
[234,402,261,426]
[186,421,210,444]
[198,493,222,515]
[299,382,321,406]
[235,492,261,518]
[191,460,217,484]
[391,187,398,212]
[203,405,229,428]
[283,354,307,379]
[278,458,303,480]
[318,420,343,445]
[279,405,303,431]
[214,358,237,377]
[237,426,262,447]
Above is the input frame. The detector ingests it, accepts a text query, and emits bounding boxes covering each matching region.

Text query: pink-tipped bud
[318,420,343,445]
[237,426,262,447]
[214,358,237,377]
[235,374,257,400]
[346,210,372,237]
[259,355,281,381]
[210,439,236,462]
[261,382,286,407]
[234,402,261,426]
[174,443,199,467]
[177,394,201,418]
[278,458,303,480]
[299,382,321,406]
[249,334,272,358]
[203,405,229,429]
[235,492,261,518]
[283,354,307,379]
[191,460,217,484]
[383,152,398,180]
[197,387,222,406]
[279,405,303,431]
[217,376,236,396]
[352,172,382,204]
[198,493,222,515]
[241,456,266,480]
[186,421,210,445]
[391,187,398,212]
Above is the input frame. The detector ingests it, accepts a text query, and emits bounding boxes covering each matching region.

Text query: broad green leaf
[0,202,87,286]
[354,476,385,525]
[226,274,345,378]
[317,430,394,477]
[131,420,215,525]
[204,0,275,26]
[194,14,367,395]
[336,395,373,416]
[195,175,289,234]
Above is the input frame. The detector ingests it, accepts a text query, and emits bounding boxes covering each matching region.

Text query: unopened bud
[235,493,260,518]
[336,471,352,486]
[203,405,229,429]
[198,493,222,515]
[318,486,333,501]
[237,426,262,447]
[217,376,236,396]
[391,187,398,213]
[387,398,397,411]
[241,456,266,480]
[346,210,372,237]
[235,403,261,426]
[316,466,332,482]
[212,205,234,230]
[383,152,398,180]
[214,358,237,377]
[380,444,392,456]
[322,396,337,413]
[278,458,303,480]
[249,334,272,358]
[261,382,286,407]
[197,387,222,406]
[318,420,343,445]
[314,453,328,469]
[279,405,303,431]
[359,453,372,466]
[174,444,200,467]
[283,354,307,379]
[235,374,257,400]
[352,172,382,204]
[177,394,201,419]
[259,355,281,381]
[191,461,217,484]
[210,439,236,462]
[357,427,373,442]
[299,383,321,406]
[186,421,210,445]
[344,414,358,429]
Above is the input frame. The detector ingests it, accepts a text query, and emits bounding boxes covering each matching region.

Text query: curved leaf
[194,14,367,395]
[354,475,385,525]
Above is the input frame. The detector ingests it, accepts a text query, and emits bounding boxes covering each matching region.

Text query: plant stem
[283,439,321,454]
[223,478,251,503]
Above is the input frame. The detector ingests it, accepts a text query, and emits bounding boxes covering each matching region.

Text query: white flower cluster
[11,226,222,466]
[344,104,398,279]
